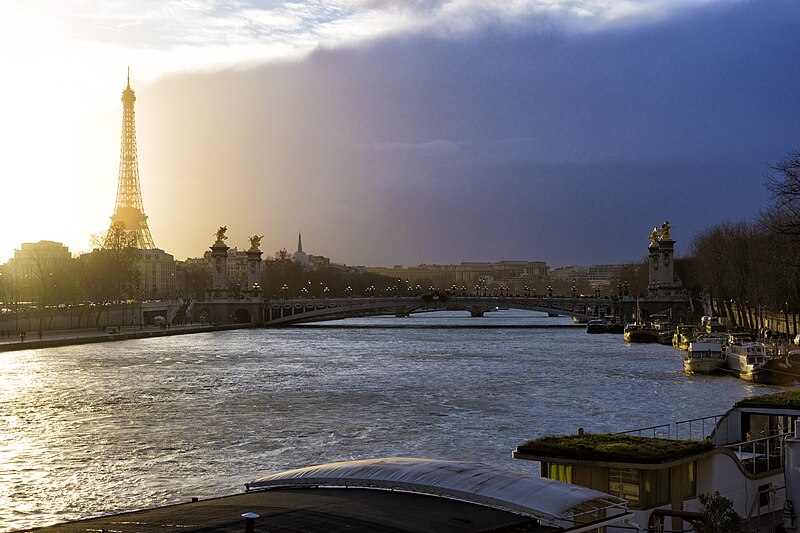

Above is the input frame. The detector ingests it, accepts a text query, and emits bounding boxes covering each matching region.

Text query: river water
[0,310,787,531]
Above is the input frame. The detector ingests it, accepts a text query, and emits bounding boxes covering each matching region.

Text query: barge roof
[246,457,628,524]
[30,458,632,532]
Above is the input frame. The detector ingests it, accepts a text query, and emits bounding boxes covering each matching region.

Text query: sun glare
[0,6,121,261]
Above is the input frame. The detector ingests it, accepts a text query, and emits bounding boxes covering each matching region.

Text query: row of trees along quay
[676,149,800,336]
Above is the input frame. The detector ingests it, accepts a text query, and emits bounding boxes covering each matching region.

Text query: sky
[0,0,798,267]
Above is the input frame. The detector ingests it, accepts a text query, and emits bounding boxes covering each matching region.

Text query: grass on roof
[735,388,800,408]
[516,433,714,463]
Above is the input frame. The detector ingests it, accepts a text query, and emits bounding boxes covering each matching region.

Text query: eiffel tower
[107,68,156,250]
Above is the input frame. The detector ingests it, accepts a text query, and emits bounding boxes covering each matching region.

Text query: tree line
[677,149,800,333]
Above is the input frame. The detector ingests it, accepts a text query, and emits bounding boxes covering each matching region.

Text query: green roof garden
[515,433,715,464]
[735,388,800,408]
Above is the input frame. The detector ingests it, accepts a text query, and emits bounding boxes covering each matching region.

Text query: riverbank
[0,323,253,353]
[294,323,585,329]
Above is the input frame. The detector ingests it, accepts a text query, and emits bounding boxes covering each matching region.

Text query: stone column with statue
[648,220,681,298]
[209,226,230,297]
[647,226,661,297]
[245,234,264,297]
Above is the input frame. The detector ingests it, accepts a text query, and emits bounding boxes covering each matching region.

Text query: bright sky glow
[0,0,740,262]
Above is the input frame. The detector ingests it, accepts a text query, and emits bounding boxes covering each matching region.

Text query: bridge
[262,293,621,326]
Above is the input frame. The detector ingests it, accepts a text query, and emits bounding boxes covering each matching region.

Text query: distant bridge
[263,294,621,326]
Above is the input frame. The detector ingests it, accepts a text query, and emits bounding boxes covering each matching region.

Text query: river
[0,310,786,531]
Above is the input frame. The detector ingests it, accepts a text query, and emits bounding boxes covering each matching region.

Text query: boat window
[747,356,756,364]
[641,469,670,508]
[681,462,697,499]
[546,463,572,484]
[609,468,640,508]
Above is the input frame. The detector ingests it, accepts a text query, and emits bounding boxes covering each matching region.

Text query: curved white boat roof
[246,457,627,524]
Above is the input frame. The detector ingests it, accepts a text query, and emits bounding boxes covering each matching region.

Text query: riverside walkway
[0,323,251,353]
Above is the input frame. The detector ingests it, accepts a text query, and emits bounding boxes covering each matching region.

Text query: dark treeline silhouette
[681,149,800,333]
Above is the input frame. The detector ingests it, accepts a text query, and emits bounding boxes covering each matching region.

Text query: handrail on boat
[615,423,672,439]
[618,414,725,442]
[724,431,790,475]
[675,414,724,441]
[744,484,784,533]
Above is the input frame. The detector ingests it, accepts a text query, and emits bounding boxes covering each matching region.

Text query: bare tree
[765,149,800,240]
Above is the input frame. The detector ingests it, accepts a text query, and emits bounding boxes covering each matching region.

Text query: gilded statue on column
[248,234,263,250]
[649,227,660,246]
[659,220,672,240]
[214,226,228,243]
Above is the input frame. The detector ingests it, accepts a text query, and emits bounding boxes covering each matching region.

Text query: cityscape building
[367,261,549,292]
[292,233,311,268]
[4,241,73,302]
[550,264,627,287]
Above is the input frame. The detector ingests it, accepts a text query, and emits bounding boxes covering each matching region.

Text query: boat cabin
[513,390,800,532]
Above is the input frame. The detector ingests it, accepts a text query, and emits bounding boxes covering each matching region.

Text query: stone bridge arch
[262,295,618,326]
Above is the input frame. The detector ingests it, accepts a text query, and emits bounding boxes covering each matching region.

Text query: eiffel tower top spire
[108,69,156,250]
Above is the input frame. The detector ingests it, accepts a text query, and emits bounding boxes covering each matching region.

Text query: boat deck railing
[725,431,791,475]
[617,414,724,441]
[675,414,725,441]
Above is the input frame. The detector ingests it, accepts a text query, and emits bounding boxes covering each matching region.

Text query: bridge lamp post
[323,286,330,298]
[280,284,288,299]
[547,285,553,298]
[475,284,480,296]
[572,279,577,298]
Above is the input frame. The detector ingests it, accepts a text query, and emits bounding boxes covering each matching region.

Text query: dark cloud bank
[142,0,800,266]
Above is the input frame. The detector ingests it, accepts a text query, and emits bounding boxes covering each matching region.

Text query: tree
[692,491,741,533]
[85,221,141,317]
[765,148,800,240]
[181,263,211,299]
[29,245,74,331]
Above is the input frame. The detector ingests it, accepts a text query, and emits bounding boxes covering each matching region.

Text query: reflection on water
[0,310,782,531]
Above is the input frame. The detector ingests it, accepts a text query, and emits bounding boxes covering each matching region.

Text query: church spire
[297,232,303,253]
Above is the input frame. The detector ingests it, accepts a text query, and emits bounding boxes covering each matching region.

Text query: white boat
[683,341,725,374]
[725,342,794,385]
